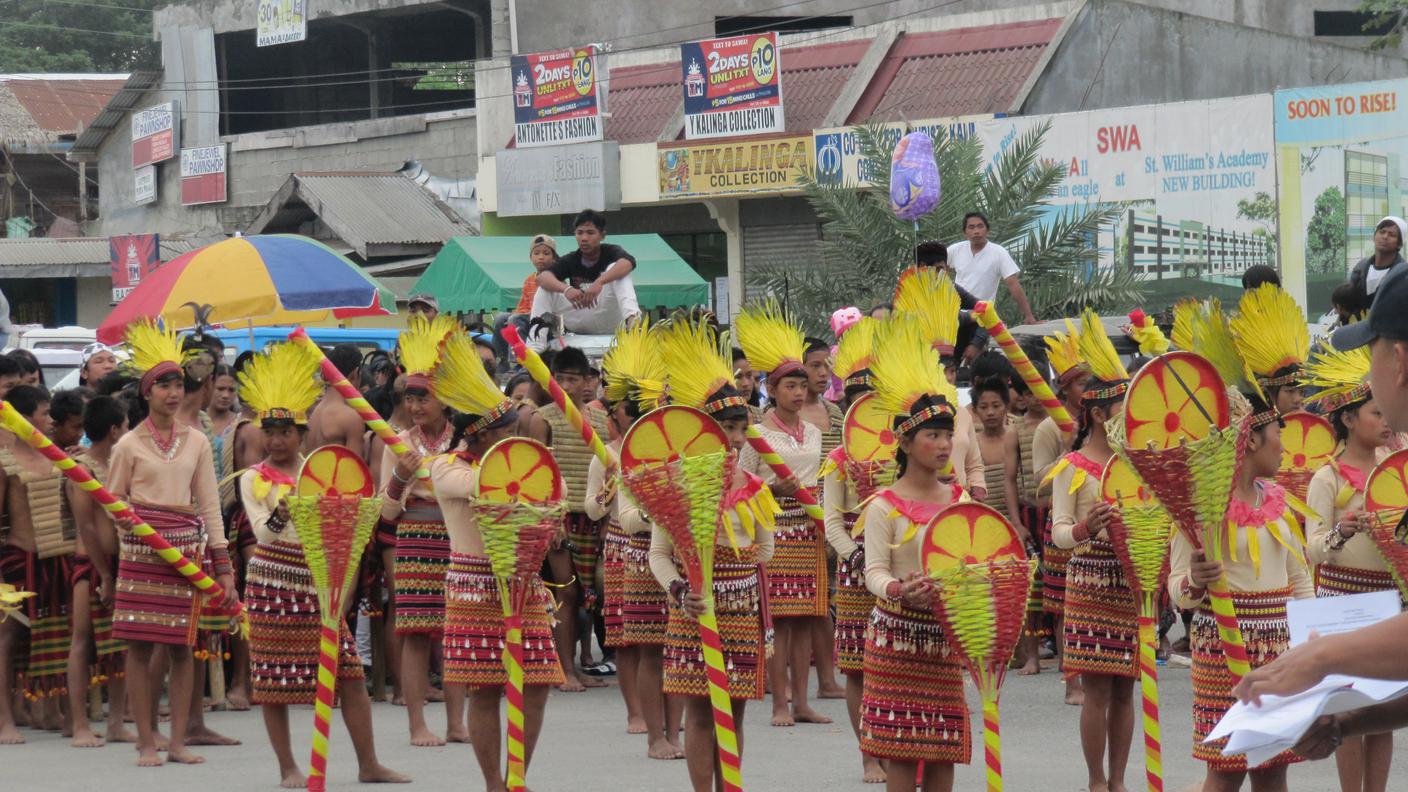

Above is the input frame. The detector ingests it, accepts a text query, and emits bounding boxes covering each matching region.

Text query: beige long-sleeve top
[862,491,952,599]
[378,427,442,520]
[1051,453,1103,549]
[586,455,650,535]
[237,466,299,547]
[1032,415,1065,498]
[822,457,860,558]
[739,421,821,488]
[648,497,775,589]
[1306,460,1387,572]
[951,406,984,491]
[1167,485,1314,609]
[427,453,486,557]
[108,422,227,552]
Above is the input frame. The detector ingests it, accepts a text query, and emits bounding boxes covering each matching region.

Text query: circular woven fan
[1366,448,1408,514]
[476,438,565,504]
[1124,351,1230,449]
[1100,455,1156,509]
[842,393,898,464]
[920,502,1026,577]
[297,445,373,497]
[1279,411,1335,476]
[620,405,727,469]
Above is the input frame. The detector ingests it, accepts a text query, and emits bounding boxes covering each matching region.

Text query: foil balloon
[889,131,940,221]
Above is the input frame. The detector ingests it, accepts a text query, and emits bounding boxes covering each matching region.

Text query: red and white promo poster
[131,101,177,169]
[681,32,784,140]
[109,233,161,302]
[511,45,605,148]
[180,144,228,205]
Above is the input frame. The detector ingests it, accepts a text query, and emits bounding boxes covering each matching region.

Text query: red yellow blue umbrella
[98,234,397,343]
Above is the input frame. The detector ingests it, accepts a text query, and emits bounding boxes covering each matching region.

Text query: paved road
[10,654,1405,792]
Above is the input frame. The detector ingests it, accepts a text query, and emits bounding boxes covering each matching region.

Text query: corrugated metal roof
[2,76,125,135]
[779,39,870,133]
[848,19,1063,123]
[0,235,214,278]
[68,71,162,160]
[603,62,681,144]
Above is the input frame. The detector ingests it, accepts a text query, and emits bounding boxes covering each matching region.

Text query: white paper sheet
[1287,589,1401,647]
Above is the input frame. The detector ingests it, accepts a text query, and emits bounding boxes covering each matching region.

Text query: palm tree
[750,121,1142,337]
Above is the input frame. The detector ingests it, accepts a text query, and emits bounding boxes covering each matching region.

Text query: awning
[413,234,708,313]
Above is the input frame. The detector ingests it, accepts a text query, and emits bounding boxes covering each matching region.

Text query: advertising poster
[257,0,307,47]
[110,233,160,303]
[1274,78,1406,314]
[971,94,1277,310]
[131,101,176,169]
[681,33,783,140]
[511,46,605,148]
[180,144,228,205]
[813,114,991,187]
[134,165,157,205]
[658,135,810,199]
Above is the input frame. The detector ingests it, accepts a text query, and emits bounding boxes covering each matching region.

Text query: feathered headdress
[735,300,806,378]
[833,316,882,391]
[399,314,459,392]
[1126,309,1169,357]
[431,329,514,434]
[1171,299,1198,352]
[656,315,744,417]
[124,319,196,395]
[871,316,957,435]
[1232,284,1310,390]
[603,318,665,413]
[1044,319,1086,387]
[1078,310,1130,402]
[893,267,960,356]
[1192,300,1273,428]
[237,342,321,425]
[1302,344,1372,414]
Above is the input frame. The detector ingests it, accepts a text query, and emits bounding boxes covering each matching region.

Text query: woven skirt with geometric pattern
[112,505,209,647]
[859,598,970,764]
[1315,563,1403,604]
[833,529,871,675]
[68,552,125,683]
[1061,541,1138,679]
[621,532,669,647]
[601,520,629,648]
[246,541,363,706]
[1041,515,1070,616]
[1019,504,1048,620]
[1191,586,1302,771]
[766,489,827,618]
[663,550,765,700]
[391,498,450,635]
[442,553,564,689]
[0,546,71,698]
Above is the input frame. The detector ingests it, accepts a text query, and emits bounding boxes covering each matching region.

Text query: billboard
[496,141,620,217]
[658,134,810,199]
[134,165,157,205]
[681,32,783,140]
[813,115,991,187]
[131,101,176,169]
[1274,78,1407,314]
[969,94,1277,309]
[257,0,306,47]
[110,233,160,303]
[180,144,228,205]
[511,46,605,148]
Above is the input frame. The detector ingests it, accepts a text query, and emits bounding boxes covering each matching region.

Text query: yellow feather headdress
[123,319,197,392]
[735,300,806,377]
[430,328,514,433]
[603,318,665,412]
[1192,299,1274,427]
[656,315,742,415]
[237,342,322,424]
[1302,344,1372,414]
[1043,319,1086,385]
[871,316,957,435]
[833,316,883,389]
[1077,310,1129,397]
[399,314,459,377]
[1171,298,1198,352]
[1232,284,1310,387]
[893,266,960,355]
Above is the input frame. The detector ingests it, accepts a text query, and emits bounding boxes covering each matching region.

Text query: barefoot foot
[71,728,106,748]
[0,722,25,744]
[575,673,606,689]
[186,726,241,746]
[446,727,471,744]
[153,732,170,751]
[626,716,647,735]
[862,755,887,784]
[1018,660,1040,676]
[136,746,163,766]
[647,738,685,760]
[359,763,411,783]
[225,689,250,712]
[105,725,137,743]
[817,683,846,700]
[770,709,795,727]
[167,747,205,764]
[425,687,445,703]
[280,768,308,789]
[792,706,832,724]
[409,727,446,747]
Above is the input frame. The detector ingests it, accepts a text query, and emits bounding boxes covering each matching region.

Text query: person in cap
[493,234,559,371]
[79,343,120,389]
[1234,265,1408,757]
[527,209,642,352]
[1344,216,1407,319]
[239,342,408,788]
[407,293,439,324]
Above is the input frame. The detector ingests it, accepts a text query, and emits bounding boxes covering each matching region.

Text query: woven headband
[1317,383,1372,414]
[1258,371,1300,388]
[258,407,306,426]
[897,402,954,435]
[769,359,805,379]
[1249,409,1280,430]
[704,394,749,415]
[1082,381,1129,402]
[467,401,515,435]
[140,361,182,396]
[1055,363,1091,388]
[843,371,871,389]
[404,372,431,391]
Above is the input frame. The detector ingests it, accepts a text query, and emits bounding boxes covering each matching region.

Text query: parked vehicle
[9,325,97,353]
[207,326,401,359]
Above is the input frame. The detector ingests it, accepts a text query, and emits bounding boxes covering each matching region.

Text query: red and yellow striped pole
[743,426,824,532]
[1137,617,1163,792]
[502,326,616,471]
[306,620,340,792]
[981,695,1002,791]
[972,302,1075,433]
[0,401,243,628]
[1204,578,1251,682]
[501,599,528,792]
[288,327,429,480]
[695,560,743,792]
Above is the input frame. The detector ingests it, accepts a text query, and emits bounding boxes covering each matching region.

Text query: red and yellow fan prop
[1276,412,1335,504]
[1364,448,1408,600]
[287,447,381,792]
[840,393,898,502]
[473,437,565,792]
[619,405,743,792]
[920,502,1032,792]
[1101,456,1175,792]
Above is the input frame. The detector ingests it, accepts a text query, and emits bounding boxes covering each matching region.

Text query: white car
[13,326,96,352]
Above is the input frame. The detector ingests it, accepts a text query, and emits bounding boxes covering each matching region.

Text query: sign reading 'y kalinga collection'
[131,101,177,169]
[680,32,784,140]
[511,46,606,148]
[180,144,228,206]
[657,134,810,199]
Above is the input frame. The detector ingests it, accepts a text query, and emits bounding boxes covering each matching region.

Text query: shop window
[715,15,852,36]
[663,232,727,281]
[217,4,478,136]
[1313,11,1396,37]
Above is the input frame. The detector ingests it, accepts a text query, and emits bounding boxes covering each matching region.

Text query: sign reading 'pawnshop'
[180,144,228,205]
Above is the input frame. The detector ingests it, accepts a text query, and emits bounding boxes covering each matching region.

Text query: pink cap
[830,306,863,339]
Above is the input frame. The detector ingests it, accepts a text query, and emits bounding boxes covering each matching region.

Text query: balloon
[889,131,940,221]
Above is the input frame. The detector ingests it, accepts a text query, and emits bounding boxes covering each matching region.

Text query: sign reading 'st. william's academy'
[511,46,606,148]
[681,33,784,140]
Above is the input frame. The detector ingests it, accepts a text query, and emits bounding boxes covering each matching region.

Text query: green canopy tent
[412,234,709,313]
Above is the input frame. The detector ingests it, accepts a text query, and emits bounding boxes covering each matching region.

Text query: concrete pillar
[703,198,742,323]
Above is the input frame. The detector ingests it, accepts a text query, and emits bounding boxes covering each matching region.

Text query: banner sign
[813,115,991,186]
[511,46,604,148]
[496,141,620,217]
[681,32,784,140]
[658,134,810,199]
[134,165,157,205]
[180,144,228,206]
[110,233,160,303]
[131,101,176,169]
[257,0,306,47]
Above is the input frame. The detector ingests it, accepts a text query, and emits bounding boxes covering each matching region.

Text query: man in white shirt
[948,212,1038,325]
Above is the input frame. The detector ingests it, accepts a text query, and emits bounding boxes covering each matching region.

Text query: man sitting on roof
[528,209,641,351]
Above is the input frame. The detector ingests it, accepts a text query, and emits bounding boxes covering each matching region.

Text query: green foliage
[1306,186,1348,275]
[1359,0,1408,50]
[0,0,158,73]
[749,122,1139,336]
